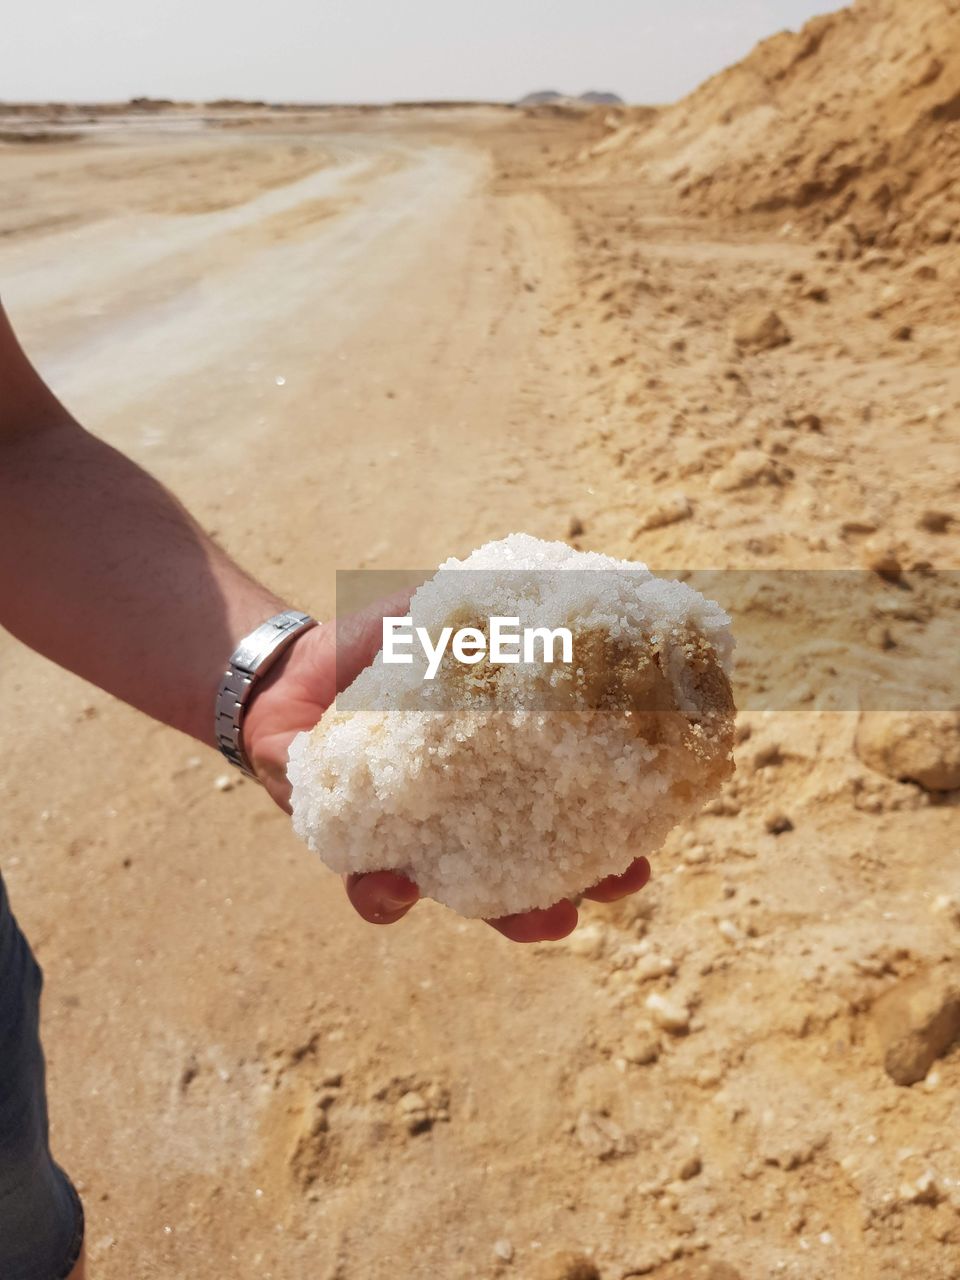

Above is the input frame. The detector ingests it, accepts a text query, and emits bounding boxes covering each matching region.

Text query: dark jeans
[0,874,84,1279]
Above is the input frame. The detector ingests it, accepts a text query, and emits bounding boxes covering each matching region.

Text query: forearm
[0,420,285,747]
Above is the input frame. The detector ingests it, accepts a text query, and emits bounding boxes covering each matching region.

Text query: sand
[0,48,958,1280]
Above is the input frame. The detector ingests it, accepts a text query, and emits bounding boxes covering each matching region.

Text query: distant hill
[579,91,624,106]
[517,89,624,107]
[516,91,566,106]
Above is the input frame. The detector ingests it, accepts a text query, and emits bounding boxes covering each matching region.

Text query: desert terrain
[1,3,959,1277]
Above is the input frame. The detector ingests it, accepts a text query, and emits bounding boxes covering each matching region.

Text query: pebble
[709,449,782,493]
[528,1255,600,1280]
[717,919,743,944]
[575,1108,630,1159]
[623,1034,660,1065]
[568,515,585,538]
[897,1170,940,1205]
[396,1089,441,1135]
[764,812,794,835]
[683,844,710,865]
[872,966,960,1085]
[645,992,691,1034]
[636,494,693,531]
[678,1153,703,1180]
[214,774,236,792]
[855,711,960,792]
[861,541,902,580]
[917,509,952,533]
[566,923,609,960]
[930,894,959,924]
[493,1238,515,1263]
[695,1066,723,1089]
[634,953,677,981]
[733,309,792,353]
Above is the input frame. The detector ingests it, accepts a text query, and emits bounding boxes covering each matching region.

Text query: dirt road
[0,113,609,1280]
[1,109,958,1280]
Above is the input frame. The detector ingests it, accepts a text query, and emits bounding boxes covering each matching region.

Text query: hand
[242,598,652,942]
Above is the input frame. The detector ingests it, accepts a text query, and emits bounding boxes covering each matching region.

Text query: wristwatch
[215,609,318,779]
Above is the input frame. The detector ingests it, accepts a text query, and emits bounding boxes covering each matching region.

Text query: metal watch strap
[215,610,318,779]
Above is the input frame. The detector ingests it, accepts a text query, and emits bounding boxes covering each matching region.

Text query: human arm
[0,303,647,939]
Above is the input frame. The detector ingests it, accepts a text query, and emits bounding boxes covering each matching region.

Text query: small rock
[897,1170,941,1205]
[678,1153,703,1180]
[645,992,691,1034]
[566,923,609,960]
[872,966,960,1085]
[622,1034,660,1065]
[751,743,785,770]
[568,516,586,539]
[575,1109,632,1159]
[636,494,693,532]
[917,509,952,533]
[931,894,960,925]
[709,449,782,493]
[528,1253,600,1280]
[797,412,823,431]
[764,812,794,835]
[695,1066,723,1088]
[892,324,913,342]
[840,517,878,535]
[733,309,792,354]
[396,1088,446,1135]
[634,953,677,981]
[717,919,743,944]
[872,596,931,623]
[493,1238,515,1263]
[855,711,960,792]
[861,541,902,580]
[214,774,236,792]
[682,844,710,865]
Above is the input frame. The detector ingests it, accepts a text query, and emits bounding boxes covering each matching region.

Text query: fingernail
[382,895,415,911]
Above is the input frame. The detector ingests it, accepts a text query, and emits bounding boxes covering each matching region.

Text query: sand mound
[589,0,960,252]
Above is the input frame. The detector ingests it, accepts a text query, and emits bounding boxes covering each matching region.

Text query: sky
[3,0,839,106]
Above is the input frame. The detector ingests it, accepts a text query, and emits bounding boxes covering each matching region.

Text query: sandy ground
[0,107,958,1280]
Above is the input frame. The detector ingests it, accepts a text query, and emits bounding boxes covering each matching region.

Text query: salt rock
[289,534,735,919]
[872,966,960,1086]
[855,711,960,792]
[732,309,791,354]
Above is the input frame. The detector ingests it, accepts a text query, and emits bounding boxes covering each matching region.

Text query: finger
[582,856,651,904]
[335,588,418,695]
[487,899,579,943]
[345,871,420,925]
